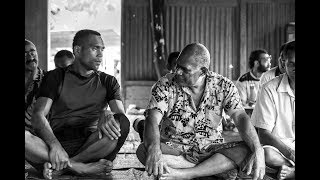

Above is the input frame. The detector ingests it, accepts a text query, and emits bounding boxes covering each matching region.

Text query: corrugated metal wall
[244,0,295,71]
[122,0,156,82]
[164,0,239,79]
[121,0,295,108]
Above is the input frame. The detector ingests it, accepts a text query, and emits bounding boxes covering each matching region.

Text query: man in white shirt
[251,40,295,180]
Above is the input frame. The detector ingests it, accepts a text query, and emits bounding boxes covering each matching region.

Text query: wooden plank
[239,0,248,76]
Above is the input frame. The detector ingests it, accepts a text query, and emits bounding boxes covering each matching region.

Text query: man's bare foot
[70,159,113,177]
[277,165,295,180]
[42,162,66,179]
[159,166,191,180]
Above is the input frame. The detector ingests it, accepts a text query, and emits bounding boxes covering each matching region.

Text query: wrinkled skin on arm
[231,110,265,180]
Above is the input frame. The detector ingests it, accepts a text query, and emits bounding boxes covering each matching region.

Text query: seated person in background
[136,43,265,180]
[235,49,271,107]
[25,39,46,135]
[251,40,295,180]
[25,29,130,179]
[54,49,75,68]
[259,43,286,86]
[133,51,180,142]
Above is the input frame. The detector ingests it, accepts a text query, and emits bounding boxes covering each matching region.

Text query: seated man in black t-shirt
[25,29,130,179]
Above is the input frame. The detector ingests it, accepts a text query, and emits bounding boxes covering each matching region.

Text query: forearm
[144,115,161,150]
[32,114,60,148]
[236,113,262,151]
[258,129,294,161]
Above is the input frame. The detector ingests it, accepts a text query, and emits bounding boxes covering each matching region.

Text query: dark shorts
[137,141,251,170]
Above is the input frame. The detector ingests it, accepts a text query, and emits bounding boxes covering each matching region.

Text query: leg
[133,118,145,142]
[47,114,130,177]
[264,147,295,180]
[25,130,50,164]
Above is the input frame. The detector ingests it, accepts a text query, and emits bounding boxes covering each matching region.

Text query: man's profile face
[284,51,295,82]
[77,34,105,71]
[174,54,203,86]
[54,56,74,68]
[25,43,38,71]
[257,53,271,73]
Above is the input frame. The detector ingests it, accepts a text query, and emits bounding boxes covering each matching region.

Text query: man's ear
[73,45,81,55]
[254,60,259,67]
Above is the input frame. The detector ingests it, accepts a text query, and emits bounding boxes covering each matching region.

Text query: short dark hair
[72,29,101,49]
[248,49,268,69]
[282,40,295,58]
[54,50,74,60]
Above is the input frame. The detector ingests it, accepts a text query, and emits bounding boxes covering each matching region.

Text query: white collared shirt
[251,73,295,150]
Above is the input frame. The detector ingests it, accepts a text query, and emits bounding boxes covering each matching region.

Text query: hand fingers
[104,123,119,140]
[111,118,121,134]
[153,162,159,177]
[252,167,259,180]
[100,126,114,140]
[67,160,72,168]
[98,129,102,139]
[158,161,163,176]
[246,161,253,176]
[163,163,171,174]
[107,121,121,138]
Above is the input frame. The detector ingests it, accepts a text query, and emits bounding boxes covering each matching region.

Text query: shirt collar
[66,64,100,78]
[277,73,294,98]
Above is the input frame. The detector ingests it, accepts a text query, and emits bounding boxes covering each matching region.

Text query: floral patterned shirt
[145,71,244,152]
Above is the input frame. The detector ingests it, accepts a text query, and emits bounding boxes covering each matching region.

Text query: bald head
[178,43,210,69]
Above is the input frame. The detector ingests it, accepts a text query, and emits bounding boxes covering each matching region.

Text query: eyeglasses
[25,50,36,57]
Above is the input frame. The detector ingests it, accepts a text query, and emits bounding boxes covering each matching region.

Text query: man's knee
[264,147,285,165]
[114,113,130,136]
[136,143,147,165]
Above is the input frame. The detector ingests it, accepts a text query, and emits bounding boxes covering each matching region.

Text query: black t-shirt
[37,65,121,131]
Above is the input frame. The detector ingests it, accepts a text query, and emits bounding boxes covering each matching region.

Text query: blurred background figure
[54,49,75,68]
[235,49,271,107]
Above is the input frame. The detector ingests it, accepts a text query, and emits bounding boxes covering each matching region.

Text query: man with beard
[25,39,46,136]
[25,29,130,179]
[259,43,287,86]
[136,43,265,180]
[251,40,295,180]
[236,49,271,107]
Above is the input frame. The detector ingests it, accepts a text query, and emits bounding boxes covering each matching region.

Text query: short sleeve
[36,68,62,100]
[104,75,122,102]
[251,84,276,131]
[222,79,244,117]
[144,79,169,118]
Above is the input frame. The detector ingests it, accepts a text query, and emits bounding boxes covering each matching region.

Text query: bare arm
[31,97,71,170]
[231,110,265,180]
[144,109,168,177]
[31,97,58,147]
[257,128,295,162]
[108,99,126,114]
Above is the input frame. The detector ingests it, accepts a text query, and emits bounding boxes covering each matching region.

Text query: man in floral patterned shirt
[136,43,265,180]
[25,39,46,134]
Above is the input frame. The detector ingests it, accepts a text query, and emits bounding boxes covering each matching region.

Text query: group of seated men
[25,28,295,180]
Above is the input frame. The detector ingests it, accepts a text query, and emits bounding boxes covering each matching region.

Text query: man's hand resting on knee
[49,142,72,171]
[145,144,170,177]
[242,147,265,180]
[98,110,121,140]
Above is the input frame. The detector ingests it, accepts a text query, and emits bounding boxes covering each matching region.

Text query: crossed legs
[136,143,237,180]
[25,114,130,179]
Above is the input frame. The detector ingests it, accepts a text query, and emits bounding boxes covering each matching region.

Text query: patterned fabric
[25,67,45,131]
[145,71,243,152]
